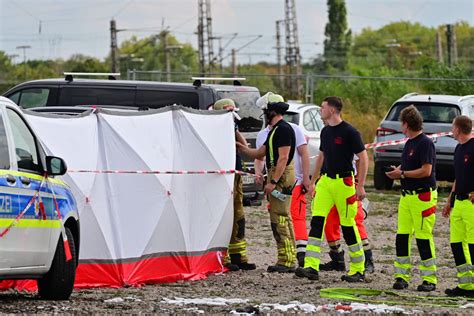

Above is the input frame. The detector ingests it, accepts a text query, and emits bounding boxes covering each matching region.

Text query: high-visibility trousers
[305,174,365,275]
[450,198,474,290]
[394,189,437,284]
[325,200,368,242]
[268,165,296,267]
[225,173,249,265]
[291,184,308,257]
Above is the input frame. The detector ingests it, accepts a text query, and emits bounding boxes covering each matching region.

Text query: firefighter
[213,98,256,271]
[238,94,297,272]
[320,156,375,273]
[295,96,369,282]
[254,94,311,268]
[443,115,474,297]
[386,105,438,292]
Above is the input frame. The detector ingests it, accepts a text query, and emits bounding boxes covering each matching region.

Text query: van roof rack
[191,77,246,87]
[64,72,121,82]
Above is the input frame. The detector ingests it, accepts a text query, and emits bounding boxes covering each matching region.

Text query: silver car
[373,93,474,190]
[0,97,79,300]
[284,101,323,174]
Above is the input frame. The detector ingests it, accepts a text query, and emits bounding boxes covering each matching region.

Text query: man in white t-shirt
[255,119,310,268]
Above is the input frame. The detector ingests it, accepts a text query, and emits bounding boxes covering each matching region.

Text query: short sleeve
[293,125,307,147]
[319,127,326,152]
[350,128,366,154]
[420,139,435,165]
[274,125,292,147]
[256,129,269,148]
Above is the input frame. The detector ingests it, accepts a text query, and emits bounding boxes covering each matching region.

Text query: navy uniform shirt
[401,133,436,190]
[320,121,365,175]
[265,119,296,168]
[454,138,474,195]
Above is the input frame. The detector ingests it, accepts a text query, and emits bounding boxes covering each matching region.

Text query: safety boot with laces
[319,250,346,271]
[295,267,319,280]
[445,286,474,297]
[393,277,408,290]
[417,281,436,292]
[341,272,365,282]
[364,249,375,273]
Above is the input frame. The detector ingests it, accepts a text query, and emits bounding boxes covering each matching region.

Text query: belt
[401,186,437,196]
[322,171,353,179]
[454,193,470,201]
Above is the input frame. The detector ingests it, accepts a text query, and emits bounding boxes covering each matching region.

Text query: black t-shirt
[454,138,474,195]
[320,121,365,175]
[265,119,296,168]
[400,133,436,190]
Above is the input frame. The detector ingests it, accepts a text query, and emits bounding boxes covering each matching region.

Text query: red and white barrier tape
[0,177,47,238]
[67,169,254,176]
[365,131,452,149]
[66,131,463,175]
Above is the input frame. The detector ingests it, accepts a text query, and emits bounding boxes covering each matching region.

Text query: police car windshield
[216,91,262,132]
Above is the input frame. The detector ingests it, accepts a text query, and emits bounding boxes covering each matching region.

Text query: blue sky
[0,0,472,64]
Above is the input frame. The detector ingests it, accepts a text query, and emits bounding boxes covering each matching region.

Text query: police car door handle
[6,174,16,185]
[20,176,31,186]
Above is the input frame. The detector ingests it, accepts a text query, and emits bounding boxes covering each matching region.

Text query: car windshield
[216,91,262,132]
[386,101,461,123]
[283,112,300,125]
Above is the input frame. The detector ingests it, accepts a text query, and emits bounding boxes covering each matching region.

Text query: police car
[0,96,79,300]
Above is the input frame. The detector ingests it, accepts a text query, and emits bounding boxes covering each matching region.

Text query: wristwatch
[400,170,405,179]
[270,179,278,185]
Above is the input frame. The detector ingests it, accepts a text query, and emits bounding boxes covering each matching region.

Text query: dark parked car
[373,93,474,190]
[3,75,263,204]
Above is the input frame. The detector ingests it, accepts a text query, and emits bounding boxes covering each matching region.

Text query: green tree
[324,0,351,72]
[63,54,108,73]
[118,32,199,80]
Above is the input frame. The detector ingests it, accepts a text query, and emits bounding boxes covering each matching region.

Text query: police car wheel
[37,227,76,300]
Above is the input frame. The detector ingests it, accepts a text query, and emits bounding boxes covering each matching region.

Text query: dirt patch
[1,185,472,314]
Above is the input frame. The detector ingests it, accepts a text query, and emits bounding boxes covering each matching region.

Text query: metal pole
[110,19,118,73]
[276,20,284,91]
[231,48,237,76]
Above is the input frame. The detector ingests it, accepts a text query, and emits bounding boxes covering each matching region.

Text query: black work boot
[267,264,295,273]
[341,272,365,282]
[417,281,436,292]
[230,254,256,270]
[364,249,375,274]
[393,277,408,290]
[295,267,319,280]
[296,252,305,268]
[237,262,256,270]
[319,250,346,271]
[445,286,474,297]
[225,263,240,272]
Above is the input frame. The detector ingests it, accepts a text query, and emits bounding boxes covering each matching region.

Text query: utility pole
[231,48,237,76]
[110,19,118,73]
[446,24,457,67]
[275,20,285,91]
[197,0,214,75]
[16,45,31,80]
[435,30,443,63]
[284,0,302,99]
[162,30,183,82]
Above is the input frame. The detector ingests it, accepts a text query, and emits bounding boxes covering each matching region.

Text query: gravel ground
[1,183,474,314]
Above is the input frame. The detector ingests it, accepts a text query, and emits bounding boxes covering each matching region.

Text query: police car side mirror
[46,156,67,176]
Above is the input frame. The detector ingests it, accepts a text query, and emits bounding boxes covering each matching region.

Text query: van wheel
[37,227,76,300]
[374,162,394,190]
